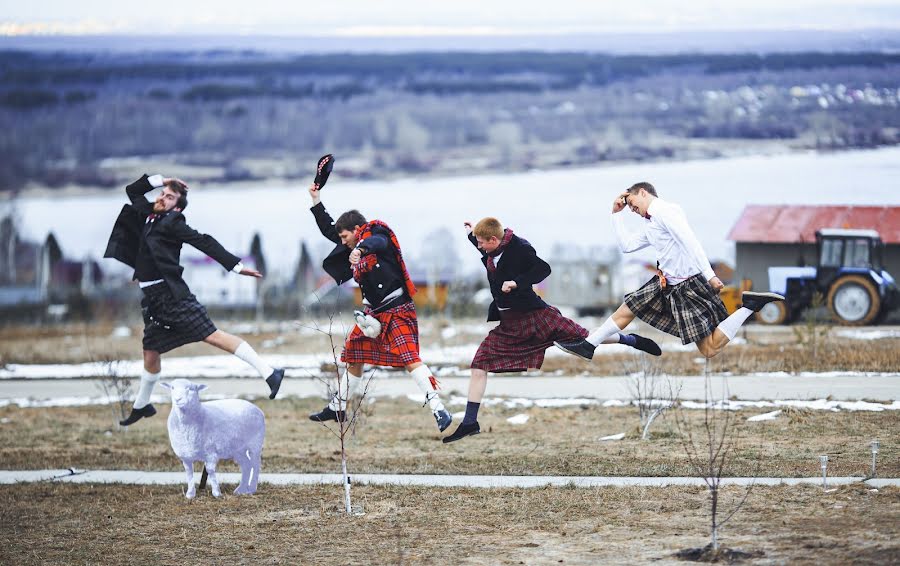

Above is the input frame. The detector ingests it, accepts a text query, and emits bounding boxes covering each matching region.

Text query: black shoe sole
[267,369,285,400]
[119,405,156,427]
[553,341,593,361]
[631,334,663,357]
[442,426,481,444]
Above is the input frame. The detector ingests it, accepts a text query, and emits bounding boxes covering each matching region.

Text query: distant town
[0,50,898,192]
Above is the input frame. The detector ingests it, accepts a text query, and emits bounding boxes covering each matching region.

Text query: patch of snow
[0,417,10,424]
[836,329,900,340]
[507,413,530,425]
[110,326,131,338]
[600,433,626,441]
[747,410,782,422]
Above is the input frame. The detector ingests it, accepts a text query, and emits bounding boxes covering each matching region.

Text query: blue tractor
[756,229,899,325]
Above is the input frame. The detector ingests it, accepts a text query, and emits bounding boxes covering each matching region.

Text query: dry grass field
[1,398,896,478]
[0,482,897,565]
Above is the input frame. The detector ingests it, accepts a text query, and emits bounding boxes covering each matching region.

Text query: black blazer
[310,202,407,306]
[468,232,550,321]
[104,175,241,301]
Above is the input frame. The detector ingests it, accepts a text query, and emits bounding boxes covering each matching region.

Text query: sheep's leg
[182,460,196,499]
[248,449,261,494]
[205,460,221,498]
[234,450,252,495]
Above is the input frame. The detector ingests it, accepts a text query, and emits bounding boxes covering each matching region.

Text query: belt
[369,294,409,314]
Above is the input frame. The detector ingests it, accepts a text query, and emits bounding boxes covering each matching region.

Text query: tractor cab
[815,229,884,290]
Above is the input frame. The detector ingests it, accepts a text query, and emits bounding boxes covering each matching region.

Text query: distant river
[11,147,900,280]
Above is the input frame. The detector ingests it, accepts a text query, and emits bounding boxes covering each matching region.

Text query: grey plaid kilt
[471,306,588,373]
[625,274,728,345]
[141,284,217,354]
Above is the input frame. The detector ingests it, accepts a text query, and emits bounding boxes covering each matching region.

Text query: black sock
[462,401,480,425]
[618,333,637,347]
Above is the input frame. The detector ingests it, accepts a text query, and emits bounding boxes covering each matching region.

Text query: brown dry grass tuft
[0,482,896,565]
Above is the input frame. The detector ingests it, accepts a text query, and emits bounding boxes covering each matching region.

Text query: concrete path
[2,373,898,403]
[1,469,896,489]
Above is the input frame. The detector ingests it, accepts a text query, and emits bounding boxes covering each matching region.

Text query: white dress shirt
[611,197,715,282]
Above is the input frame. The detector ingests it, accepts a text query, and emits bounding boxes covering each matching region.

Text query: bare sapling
[672,360,757,556]
[297,309,374,515]
[91,354,133,431]
[626,354,680,440]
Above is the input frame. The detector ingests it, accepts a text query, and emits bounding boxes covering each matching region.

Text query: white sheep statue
[161,379,265,499]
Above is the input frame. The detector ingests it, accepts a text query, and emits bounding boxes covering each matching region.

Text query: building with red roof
[727,205,900,291]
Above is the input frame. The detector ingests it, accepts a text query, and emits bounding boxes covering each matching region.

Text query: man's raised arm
[125,174,164,215]
[611,192,650,253]
[308,183,341,244]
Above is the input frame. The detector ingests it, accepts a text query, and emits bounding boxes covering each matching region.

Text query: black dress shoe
[266,368,285,399]
[119,404,157,426]
[442,421,480,444]
[553,338,596,361]
[309,406,346,422]
[629,334,662,356]
[741,292,785,312]
[433,409,452,432]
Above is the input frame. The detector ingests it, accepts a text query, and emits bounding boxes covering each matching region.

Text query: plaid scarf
[486,228,514,273]
[351,220,417,297]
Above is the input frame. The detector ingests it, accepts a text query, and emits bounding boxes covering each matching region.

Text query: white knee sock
[409,365,445,412]
[133,369,160,409]
[716,307,753,341]
[586,317,624,347]
[234,341,274,379]
[328,370,363,411]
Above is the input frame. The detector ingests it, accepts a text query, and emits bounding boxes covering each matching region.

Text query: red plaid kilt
[471,306,588,373]
[625,274,728,345]
[341,300,421,367]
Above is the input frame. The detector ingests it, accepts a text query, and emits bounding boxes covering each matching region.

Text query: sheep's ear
[159,382,172,390]
[192,383,208,392]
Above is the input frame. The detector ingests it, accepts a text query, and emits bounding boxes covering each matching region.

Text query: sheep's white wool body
[162,378,265,499]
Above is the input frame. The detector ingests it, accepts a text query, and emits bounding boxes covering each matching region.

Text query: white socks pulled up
[328,370,364,411]
[586,317,624,347]
[409,365,445,413]
[716,307,753,341]
[133,369,160,409]
[234,341,274,379]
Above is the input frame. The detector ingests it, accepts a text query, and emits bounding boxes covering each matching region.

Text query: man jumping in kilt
[442,217,662,443]
[306,184,452,432]
[555,182,784,361]
[105,174,285,426]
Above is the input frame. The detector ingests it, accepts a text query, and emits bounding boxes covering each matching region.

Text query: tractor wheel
[756,301,790,325]
[826,275,881,326]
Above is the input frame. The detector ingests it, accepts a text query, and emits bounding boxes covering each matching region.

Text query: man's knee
[696,339,717,359]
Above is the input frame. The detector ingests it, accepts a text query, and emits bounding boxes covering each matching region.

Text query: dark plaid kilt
[141,284,217,354]
[471,306,588,373]
[341,300,421,367]
[625,274,728,345]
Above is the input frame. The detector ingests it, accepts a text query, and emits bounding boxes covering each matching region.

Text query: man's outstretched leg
[443,368,487,443]
[407,362,452,432]
[204,330,285,399]
[696,292,785,358]
[120,350,161,426]
[309,363,364,422]
[555,303,662,360]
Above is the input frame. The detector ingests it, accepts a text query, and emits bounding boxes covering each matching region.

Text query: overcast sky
[3,0,900,36]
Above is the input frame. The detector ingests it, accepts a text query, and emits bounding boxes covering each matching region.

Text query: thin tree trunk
[342,452,352,514]
[711,486,719,551]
